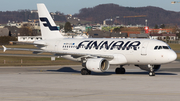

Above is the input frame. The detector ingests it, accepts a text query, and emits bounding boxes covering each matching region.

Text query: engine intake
[86,58,109,72]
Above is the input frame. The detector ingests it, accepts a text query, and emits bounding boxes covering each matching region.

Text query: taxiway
[0,62,180,101]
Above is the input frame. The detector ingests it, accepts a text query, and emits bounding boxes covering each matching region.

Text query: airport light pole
[171,1,180,4]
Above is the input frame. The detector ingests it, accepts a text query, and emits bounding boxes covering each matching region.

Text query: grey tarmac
[0,61,180,101]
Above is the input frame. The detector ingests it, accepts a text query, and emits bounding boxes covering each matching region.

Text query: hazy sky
[0,0,180,14]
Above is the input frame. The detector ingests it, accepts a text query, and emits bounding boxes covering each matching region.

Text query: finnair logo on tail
[40,17,58,31]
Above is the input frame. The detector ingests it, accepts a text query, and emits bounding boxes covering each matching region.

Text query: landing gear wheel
[148,64,156,76]
[149,72,155,76]
[115,67,126,74]
[81,68,91,75]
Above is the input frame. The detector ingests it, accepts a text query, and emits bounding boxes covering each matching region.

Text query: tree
[154,24,158,29]
[19,23,34,36]
[0,36,17,45]
[113,27,121,32]
[64,22,72,33]
[177,32,180,39]
[59,24,64,30]
[160,24,165,29]
[8,31,11,36]
[166,36,170,43]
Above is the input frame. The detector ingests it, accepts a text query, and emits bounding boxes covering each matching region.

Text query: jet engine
[86,58,109,72]
[135,65,161,71]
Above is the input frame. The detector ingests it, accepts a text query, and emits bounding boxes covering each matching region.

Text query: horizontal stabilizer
[2,45,7,52]
[10,41,46,47]
[1,45,43,52]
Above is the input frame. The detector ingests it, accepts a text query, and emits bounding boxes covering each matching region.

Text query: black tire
[81,68,91,75]
[88,70,91,75]
[149,72,155,76]
[115,68,120,74]
[115,67,126,74]
[120,68,126,74]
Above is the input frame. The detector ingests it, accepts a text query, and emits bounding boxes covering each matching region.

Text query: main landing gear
[148,64,155,76]
[115,65,126,74]
[81,68,91,75]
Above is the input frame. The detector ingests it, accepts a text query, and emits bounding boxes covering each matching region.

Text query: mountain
[74,4,180,27]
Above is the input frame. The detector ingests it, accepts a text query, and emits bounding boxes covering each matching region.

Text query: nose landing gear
[148,64,155,76]
[149,72,155,76]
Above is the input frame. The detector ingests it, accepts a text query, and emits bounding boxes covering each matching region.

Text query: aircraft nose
[168,51,177,62]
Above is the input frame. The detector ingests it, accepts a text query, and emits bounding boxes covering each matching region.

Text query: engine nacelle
[136,65,161,71]
[86,58,109,72]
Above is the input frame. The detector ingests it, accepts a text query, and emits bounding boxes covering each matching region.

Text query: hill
[74,4,180,27]
[0,10,66,24]
[1,4,180,27]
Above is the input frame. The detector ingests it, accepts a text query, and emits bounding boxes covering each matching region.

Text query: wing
[54,52,114,59]
[1,45,114,59]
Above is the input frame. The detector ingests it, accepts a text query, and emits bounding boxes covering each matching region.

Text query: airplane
[2,3,177,76]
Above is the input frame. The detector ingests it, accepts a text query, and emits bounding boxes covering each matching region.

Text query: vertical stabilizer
[37,3,64,40]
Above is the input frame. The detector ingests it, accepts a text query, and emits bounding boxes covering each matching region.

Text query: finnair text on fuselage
[75,40,141,50]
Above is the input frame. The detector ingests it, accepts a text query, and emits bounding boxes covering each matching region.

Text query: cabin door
[141,42,149,56]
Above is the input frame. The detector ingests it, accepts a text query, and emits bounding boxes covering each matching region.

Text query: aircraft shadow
[47,67,177,76]
[47,67,80,73]
[105,71,177,75]
[47,67,112,76]
[126,72,177,75]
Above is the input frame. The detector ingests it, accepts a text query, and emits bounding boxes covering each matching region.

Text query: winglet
[2,45,7,52]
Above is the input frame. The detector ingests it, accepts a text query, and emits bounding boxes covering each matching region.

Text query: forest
[74,4,180,27]
[0,10,66,24]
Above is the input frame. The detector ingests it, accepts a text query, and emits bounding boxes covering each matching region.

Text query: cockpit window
[168,46,171,49]
[154,46,158,50]
[163,46,169,49]
[158,46,162,49]
[154,46,170,50]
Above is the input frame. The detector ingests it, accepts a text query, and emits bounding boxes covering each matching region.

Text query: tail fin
[37,3,64,40]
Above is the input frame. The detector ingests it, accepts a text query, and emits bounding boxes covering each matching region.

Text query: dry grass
[168,43,180,51]
[177,53,180,60]
[0,45,81,66]
[0,56,81,66]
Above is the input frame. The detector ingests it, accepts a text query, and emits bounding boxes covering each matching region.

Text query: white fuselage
[34,3,177,75]
[36,38,177,65]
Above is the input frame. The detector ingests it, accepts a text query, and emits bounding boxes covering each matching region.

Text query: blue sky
[0,0,180,14]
